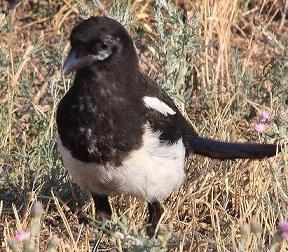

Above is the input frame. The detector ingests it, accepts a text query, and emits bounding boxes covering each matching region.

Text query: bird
[56,16,280,237]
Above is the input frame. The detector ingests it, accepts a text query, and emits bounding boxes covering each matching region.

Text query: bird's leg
[147,201,163,237]
[91,194,111,252]
[92,194,112,220]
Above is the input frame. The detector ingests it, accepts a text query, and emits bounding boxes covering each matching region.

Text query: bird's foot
[95,209,112,221]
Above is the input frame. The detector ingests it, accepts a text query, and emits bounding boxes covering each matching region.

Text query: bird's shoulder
[139,74,197,144]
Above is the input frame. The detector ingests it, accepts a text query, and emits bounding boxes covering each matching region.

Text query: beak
[63,49,97,75]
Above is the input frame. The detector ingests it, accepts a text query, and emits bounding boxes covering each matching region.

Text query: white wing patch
[143,96,176,116]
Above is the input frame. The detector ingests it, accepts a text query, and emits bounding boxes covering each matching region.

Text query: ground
[0,0,288,251]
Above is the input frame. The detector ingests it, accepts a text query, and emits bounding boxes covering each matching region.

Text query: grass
[0,0,288,251]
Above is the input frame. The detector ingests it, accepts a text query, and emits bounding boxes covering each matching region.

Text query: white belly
[57,125,186,202]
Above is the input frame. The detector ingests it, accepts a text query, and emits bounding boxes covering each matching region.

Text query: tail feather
[184,136,280,160]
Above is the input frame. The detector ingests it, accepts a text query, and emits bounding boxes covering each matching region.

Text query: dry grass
[0,0,288,251]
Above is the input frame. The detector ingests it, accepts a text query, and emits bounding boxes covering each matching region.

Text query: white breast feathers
[57,124,185,202]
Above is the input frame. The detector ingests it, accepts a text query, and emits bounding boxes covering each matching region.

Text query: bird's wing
[141,75,280,159]
[141,75,197,144]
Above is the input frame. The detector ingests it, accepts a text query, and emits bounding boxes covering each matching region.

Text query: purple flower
[275,221,288,241]
[255,124,265,132]
[15,230,30,241]
[257,111,271,123]
[279,221,288,234]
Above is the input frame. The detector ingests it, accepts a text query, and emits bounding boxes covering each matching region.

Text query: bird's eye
[100,42,108,50]
[92,40,114,61]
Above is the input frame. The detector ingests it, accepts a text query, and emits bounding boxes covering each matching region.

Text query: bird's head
[63,16,138,74]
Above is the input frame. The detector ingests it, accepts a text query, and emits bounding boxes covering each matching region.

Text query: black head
[63,16,138,74]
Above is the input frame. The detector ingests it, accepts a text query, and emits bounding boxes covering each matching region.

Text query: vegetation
[0,0,287,251]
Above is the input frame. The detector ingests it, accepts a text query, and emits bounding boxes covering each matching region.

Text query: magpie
[56,16,280,236]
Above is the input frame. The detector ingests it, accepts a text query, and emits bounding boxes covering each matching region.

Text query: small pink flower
[282,232,288,240]
[255,124,265,132]
[15,230,30,241]
[279,221,288,234]
[257,111,271,123]
[275,221,288,241]
[278,111,287,123]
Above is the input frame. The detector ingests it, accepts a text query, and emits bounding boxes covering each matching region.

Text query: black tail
[184,136,280,160]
